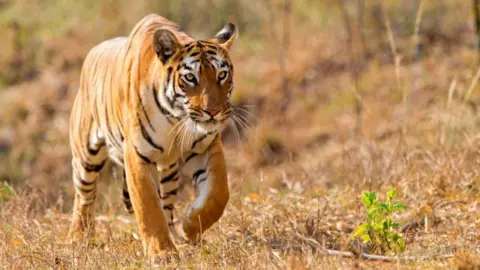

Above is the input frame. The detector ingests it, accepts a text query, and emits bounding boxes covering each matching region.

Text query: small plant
[351,188,407,254]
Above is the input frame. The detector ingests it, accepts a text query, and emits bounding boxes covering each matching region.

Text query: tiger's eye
[218,71,227,81]
[185,73,195,82]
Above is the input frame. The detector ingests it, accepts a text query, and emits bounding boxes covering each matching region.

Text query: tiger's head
[152,23,237,134]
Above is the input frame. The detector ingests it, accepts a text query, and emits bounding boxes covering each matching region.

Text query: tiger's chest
[105,116,217,167]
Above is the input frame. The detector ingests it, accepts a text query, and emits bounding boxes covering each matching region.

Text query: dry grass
[1,0,480,269]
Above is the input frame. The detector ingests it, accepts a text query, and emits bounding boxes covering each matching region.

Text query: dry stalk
[381,3,407,135]
[440,77,457,145]
[413,0,425,61]
[463,65,480,101]
[266,0,292,114]
[357,0,366,62]
[337,0,363,138]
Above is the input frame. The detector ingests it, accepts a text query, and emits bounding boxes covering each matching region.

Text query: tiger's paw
[66,224,95,245]
[150,252,180,267]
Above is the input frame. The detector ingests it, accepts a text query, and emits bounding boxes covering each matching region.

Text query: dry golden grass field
[0,0,479,269]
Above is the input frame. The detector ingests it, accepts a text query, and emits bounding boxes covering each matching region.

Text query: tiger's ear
[214,23,237,49]
[153,29,180,64]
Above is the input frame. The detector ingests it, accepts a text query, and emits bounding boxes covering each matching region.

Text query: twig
[463,65,480,101]
[441,77,458,144]
[11,253,55,268]
[295,233,455,262]
[381,3,400,87]
[474,0,480,54]
[413,0,425,61]
[280,0,292,111]
[357,0,366,62]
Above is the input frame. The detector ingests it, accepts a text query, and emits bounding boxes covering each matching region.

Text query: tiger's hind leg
[68,98,108,242]
[119,168,134,214]
[69,148,108,241]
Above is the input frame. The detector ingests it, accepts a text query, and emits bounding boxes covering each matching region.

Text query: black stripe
[166,69,176,108]
[165,116,174,125]
[161,170,179,183]
[192,133,210,149]
[83,160,106,173]
[161,189,178,199]
[87,144,103,156]
[193,169,206,180]
[170,78,179,104]
[134,146,153,164]
[163,204,174,210]
[197,177,207,185]
[166,67,173,82]
[74,182,95,194]
[138,115,164,152]
[186,45,195,53]
[173,93,185,100]
[185,153,197,163]
[77,176,95,186]
[123,189,130,198]
[169,162,177,169]
[178,80,187,90]
[153,87,176,119]
[138,93,155,132]
[182,64,192,70]
[152,70,181,120]
[206,50,217,55]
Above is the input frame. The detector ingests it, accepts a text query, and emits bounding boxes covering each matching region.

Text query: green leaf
[362,191,377,208]
[392,203,407,211]
[376,202,389,212]
[351,223,368,239]
[396,236,405,252]
[367,209,380,220]
[387,188,396,203]
[360,234,371,243]
[389,232,406,252]
[391,222,401,228]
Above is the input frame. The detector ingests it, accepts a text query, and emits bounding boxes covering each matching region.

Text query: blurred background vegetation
[0,0,478,211]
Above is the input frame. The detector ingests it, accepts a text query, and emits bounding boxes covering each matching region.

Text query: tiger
[68,14,236,258]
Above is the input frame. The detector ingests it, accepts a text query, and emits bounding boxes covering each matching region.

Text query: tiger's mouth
[191,117,228,134]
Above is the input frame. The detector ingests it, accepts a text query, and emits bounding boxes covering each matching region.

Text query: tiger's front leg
[180,136,230,241]
[123,140,177,258]
[157,161,185,243]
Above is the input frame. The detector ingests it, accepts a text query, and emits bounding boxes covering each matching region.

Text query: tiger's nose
[204,109,220,117]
